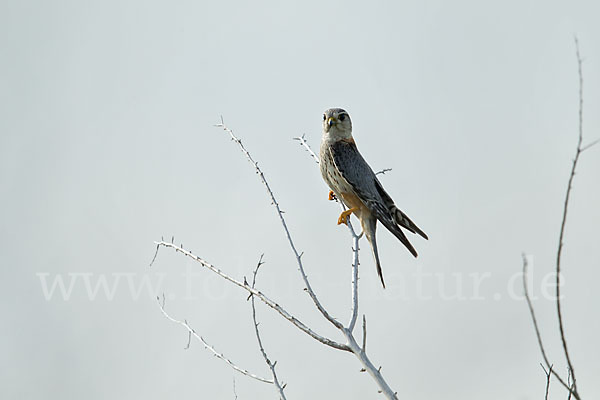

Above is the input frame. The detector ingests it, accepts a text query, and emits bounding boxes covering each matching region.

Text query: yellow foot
[337,207,358,225]
[328,190,337,201]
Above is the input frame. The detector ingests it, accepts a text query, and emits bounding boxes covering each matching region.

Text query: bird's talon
[337,207,358,225]
[328,190,337,201]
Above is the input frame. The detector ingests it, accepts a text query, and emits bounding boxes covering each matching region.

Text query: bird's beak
[327,117,336,127]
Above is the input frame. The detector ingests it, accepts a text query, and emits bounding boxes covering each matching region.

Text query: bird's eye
[323,114,326,121]
[339,114,346,121]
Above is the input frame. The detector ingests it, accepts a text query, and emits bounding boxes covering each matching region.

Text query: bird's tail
[378,215,419,258]
[363,217,385,288]
[391,206,428,240]
[373,179,428,240]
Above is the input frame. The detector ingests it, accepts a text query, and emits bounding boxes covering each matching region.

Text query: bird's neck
[322,129,353,143]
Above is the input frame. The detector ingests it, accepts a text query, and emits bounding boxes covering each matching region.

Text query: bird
[319,108,428,288]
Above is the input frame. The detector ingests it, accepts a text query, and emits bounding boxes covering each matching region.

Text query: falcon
[319,108,428,288]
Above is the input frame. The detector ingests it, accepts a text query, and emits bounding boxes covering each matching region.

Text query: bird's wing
[328,140,379,204]
[328,140,419,257]
[373,179,428,240]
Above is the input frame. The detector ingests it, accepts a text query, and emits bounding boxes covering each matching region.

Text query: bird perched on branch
[319,108,428,288]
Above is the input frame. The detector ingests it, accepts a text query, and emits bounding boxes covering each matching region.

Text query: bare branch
[184,327,192,350]
[343,331,398,399]
[362,315,367,352]
[149,236,163,267]
[216,120,345,331]
[293,132,362,332]
[522,255,572,393]
[250,255,287,400]
[348,230,361,333]
[541,364,553,400]
[154,241,350,352]
[522,256,551,367]
[293,134,320,164]
[156,294,273,384]
[375,168,392,176]
[295,129,399,399]
[580,137,599,152]
[568,368,574,400]
[524,37,590,400]
[554,36,585,399]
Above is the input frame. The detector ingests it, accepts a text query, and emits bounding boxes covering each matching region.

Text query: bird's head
[322,108,352,140]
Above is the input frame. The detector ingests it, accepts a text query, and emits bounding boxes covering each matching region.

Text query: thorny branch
[293,134,397,399]
[293,134,320,164]
[249,255,287,399]
[218,118,344,331]
[347,229,361,333]
[153,240,349,352]
[156,293,273,384]
[154,121,401,399]
[292,135,362,333]
[294,134,392,177]
[216,121,397,397]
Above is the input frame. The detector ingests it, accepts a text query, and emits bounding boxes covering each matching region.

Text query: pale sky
[1,1,599,399]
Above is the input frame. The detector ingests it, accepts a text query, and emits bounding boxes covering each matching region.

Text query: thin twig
[217,119,344,331]
[541,364,553,400]
[293,134,320,164]
[523,255,551,369]
[522,255,572,392]
[580,137,600,152]
[568,368,574,400]
[375,168,392,176]
[293,134,320,163]
[156,294,273,384]
[523,37,589,400]
[149,236,164,267]
[555,36,585,399]
[154,241,350,352]
[250,255,287,400]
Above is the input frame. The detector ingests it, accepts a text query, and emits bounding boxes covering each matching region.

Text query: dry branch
[218,119,343,331]
[250,255,287,399]
[293,133,398,399]
[522,37,596,400]
[156,293,273,384]
[153,119,403,399]
[154,240,349,352]
[541,364,553,400]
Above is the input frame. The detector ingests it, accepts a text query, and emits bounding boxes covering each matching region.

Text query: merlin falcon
[319,108,428,288]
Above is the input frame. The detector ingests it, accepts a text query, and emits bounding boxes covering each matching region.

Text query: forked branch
[156,293,273,384]
[153,240,349,352]
[250,255,287,399]
[153,119,401,399]
[522,37,597,400]
[217,118,343,331]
